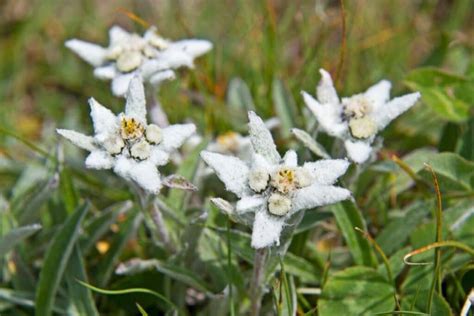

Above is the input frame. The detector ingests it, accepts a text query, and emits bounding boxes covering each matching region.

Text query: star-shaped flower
[66,25,212,96]
[57,76,196,193]
[201,112,351,249]
[302,69,421,163]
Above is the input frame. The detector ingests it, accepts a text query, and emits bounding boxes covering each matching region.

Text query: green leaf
[330,201,377,267]
[283,253,321,283]
[152,261,214,295]
[35,203,89,316]
[291,128,330,159]
[458,117,474,160]
[272,78,296,139]
[0,288,67,314]
[65,246,99,316]
[80,201,133,255]
[59,167,79,214]
[275,260,296,316]
[405,67,468,87]
[136,302,149,316]
[401,290,453,316]
[0,223,41,257]
[95,211,142,287]
[77,280,176,309]
[376,202,430,256]
[319,266,396,316]
[405,67,471,122]
[417,152,474,191]
[227,77,256,111]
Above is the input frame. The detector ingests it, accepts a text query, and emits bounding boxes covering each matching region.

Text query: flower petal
[129,160,162,194]
[283,150,297,167]
[302,91,347,138]
[168,39,213,59]
[111,73,136,97]
[140,59,168,79]
[149,70,176,86]
[372,92,421,130]
[85,150,114,169]
[109,25,130,45]
[236,195,265,214]
[157,49,194,69]
[291,183,351,214]
[65,39,107,67]
[251,153,273,172]
[251,210,284,249]
[93,64,117,80]
[160,123,196,152]
[125,76,147,124]
[364,80,391,110]
[89,98,118,142]
[57,129,96,152]
[303,159,350,185]
[248,111,281,164]
[317,69,339,105]
[344,139,373,164]
[200,151,250,198]
[114,156,162,193]
[150,147,170,166]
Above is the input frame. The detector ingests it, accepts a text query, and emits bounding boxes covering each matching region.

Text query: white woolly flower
[201,111,351,249]
[302,69,421,163]
[65,25,213,97]
[57,76,196,193]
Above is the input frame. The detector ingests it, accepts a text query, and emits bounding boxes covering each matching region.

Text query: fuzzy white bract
[201,111,351,249]
[57,76,196,193]
[302,69,421,163]
[65,26,212,97]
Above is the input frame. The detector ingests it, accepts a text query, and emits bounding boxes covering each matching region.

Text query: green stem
[425,164,442,314]
[227,219,235,316]
[250,248,268,316]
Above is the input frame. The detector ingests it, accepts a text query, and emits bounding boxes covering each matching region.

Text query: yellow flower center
[271,167,297,194]
[120,117,144,140]
[216,131,240,153]
[343,95,372,119]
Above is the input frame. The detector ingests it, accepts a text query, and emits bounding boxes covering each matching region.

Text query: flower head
[201,111,351,249]
[57,76,196,193]
[302,69,421,163]
[65,26,212,97]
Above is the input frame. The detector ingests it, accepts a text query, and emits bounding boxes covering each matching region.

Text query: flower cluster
[58,76,195,193]
[60,25,421,250]
[201,112,351,248]
[66,25,212,96]
[302,69,421,163]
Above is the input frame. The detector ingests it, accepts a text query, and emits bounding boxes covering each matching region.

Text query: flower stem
[134,185,175,253]
[150,200,176,253]
[250,248,268,316]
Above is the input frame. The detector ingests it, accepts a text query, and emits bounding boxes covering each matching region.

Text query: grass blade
[0,224,41,257]
[35,203,89,316]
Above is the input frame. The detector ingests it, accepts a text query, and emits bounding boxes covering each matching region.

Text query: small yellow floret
[271,167,297,194]
[121,117,144,140]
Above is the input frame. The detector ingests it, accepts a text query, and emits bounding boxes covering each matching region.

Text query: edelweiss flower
[302,69,421,163]
[57,76,196,193]
[66,25,212,96]
[201,112,351,249]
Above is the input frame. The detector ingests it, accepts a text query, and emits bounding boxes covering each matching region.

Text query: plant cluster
[0,1,473,316]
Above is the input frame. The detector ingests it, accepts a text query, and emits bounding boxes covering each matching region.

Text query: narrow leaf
[35,203,89,316]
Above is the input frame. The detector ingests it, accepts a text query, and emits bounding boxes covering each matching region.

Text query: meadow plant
[1,2,473,316]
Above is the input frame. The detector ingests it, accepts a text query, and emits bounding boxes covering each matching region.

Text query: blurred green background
[1,0,472,153]
[0,1,473,315]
